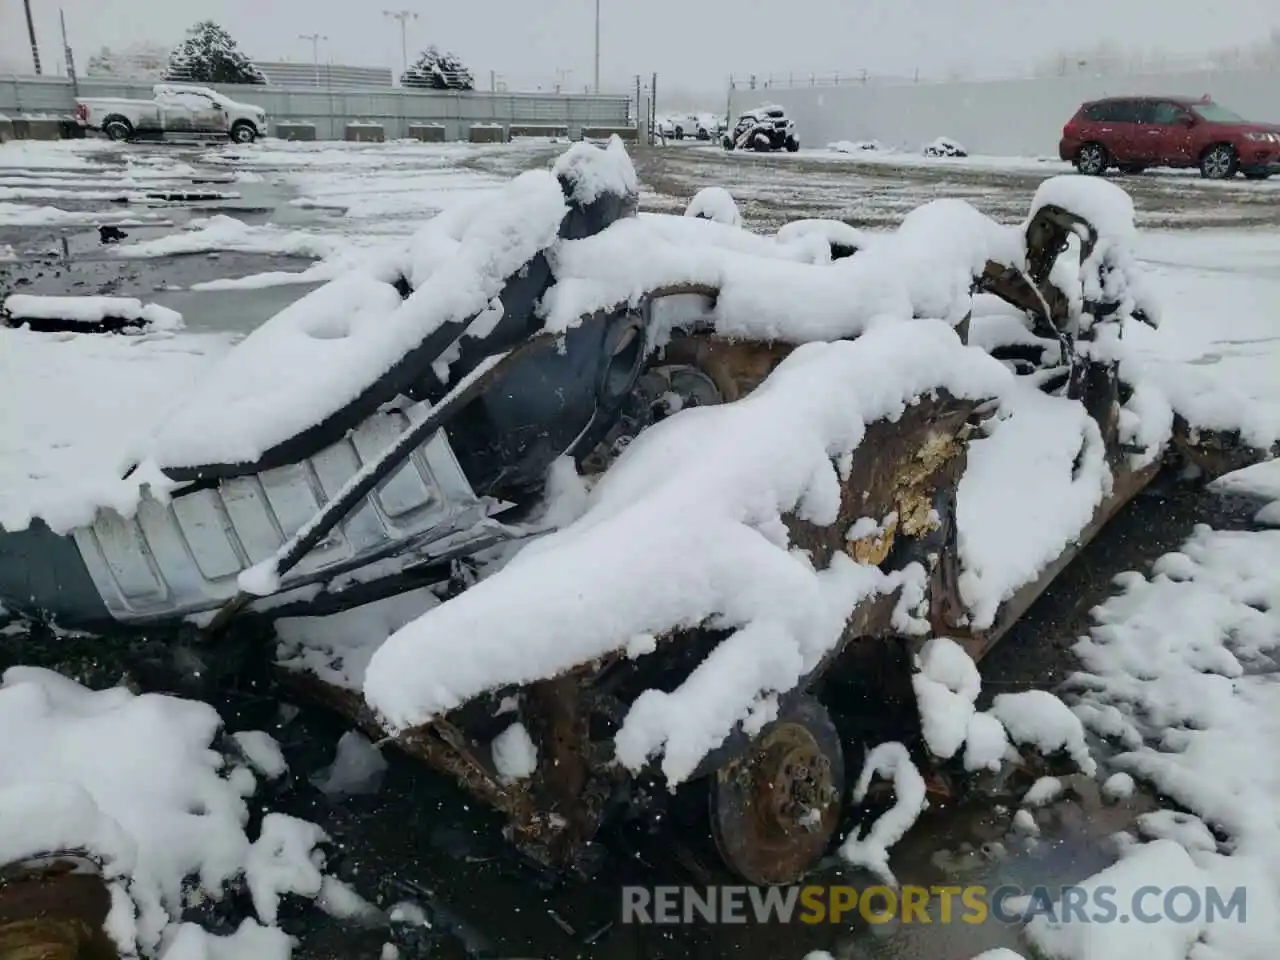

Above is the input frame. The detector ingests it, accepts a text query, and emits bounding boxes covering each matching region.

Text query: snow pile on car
[362,320,1018,780]
[0,667,348,957]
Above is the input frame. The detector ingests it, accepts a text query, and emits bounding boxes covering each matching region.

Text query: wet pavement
[1,143,328,335]
[2,138,1276,959]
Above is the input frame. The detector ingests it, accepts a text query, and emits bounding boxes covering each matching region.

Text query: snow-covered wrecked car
[923,136,968,158]
[723,104,800,152]
[1,136,1276,892]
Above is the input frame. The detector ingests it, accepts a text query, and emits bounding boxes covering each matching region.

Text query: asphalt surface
[2,138,1276,960]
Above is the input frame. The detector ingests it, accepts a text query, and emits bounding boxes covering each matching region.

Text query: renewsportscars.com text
[620,884,1248,926]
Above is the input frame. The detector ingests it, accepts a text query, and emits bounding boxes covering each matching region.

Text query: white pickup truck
[74,83,269,143]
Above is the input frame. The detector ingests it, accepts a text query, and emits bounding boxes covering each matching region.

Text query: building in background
[254,61,393,88]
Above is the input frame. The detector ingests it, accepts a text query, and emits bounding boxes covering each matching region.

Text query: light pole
[593,0,600,93]
[299,33,327,87]
[23,0,43,74]
[383,9,418,78]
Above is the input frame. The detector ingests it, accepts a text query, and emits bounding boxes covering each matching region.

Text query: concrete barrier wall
[729,68,1280,156]
[0,75,631,142]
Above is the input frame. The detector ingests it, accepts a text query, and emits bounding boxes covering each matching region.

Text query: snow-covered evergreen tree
[401,46,475,90]
[165,21,266,85]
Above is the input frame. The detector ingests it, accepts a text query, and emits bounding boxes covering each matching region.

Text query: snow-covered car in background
[3,137,1276,897]
[656,113,697,140]
[923,136,968,158]
[74,83,268,143]
[723,105,799,152]
[693,113,725,140]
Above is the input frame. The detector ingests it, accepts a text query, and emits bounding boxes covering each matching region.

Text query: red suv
[1059,96,1279,181]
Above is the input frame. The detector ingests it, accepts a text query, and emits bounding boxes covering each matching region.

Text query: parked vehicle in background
[722,106,799,152]
[1060,95,1279,181]
[694,113,725,141]
[75,83,268,144]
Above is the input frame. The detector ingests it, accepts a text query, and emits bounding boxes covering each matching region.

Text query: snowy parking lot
[1,136,1279,960]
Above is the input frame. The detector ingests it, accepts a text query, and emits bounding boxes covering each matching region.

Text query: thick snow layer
[3,294,182,330]
[144,170,568,469]
[912,637,981,760]
[990,690,1096,776]
[543,198,1022,339]
[685,186,742,227]
[0,325,231,534]
[956,381,1111,630]
[0,667,333,955]
[364,320,1015,781]
[1030,175,1137,248]
[552,135,637,205]
[840,742,928,886]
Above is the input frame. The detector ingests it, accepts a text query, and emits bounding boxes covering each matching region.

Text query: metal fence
[0,75,632,141]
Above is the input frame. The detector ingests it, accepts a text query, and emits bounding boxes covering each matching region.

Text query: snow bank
[145,170,569,469]
[0,667,333,956]
[364,320,1015,782]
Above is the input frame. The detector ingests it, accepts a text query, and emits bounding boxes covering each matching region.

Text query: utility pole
[383,9,418,78]
[593,0,600,93]
[23,0,42,75]
[299,33,327,87]
[60,7,77,94]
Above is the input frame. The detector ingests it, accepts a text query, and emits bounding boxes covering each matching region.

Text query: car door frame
[1146,100,1197,167]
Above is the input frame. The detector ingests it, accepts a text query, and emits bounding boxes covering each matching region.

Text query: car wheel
[1243,170,1272,181]
[750,132,772,152]
[103,118,133,142]
[785,136,799,153]
[1200,144,1237,180]
[230,122,258,144]
[1075,142,1108,176]
[722,136,735,151]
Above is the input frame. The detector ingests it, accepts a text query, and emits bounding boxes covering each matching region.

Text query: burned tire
[709,695,845,885]
[1118,163,1146,175]
[1243,170,1272,181]
[230,121,257,144]
[1075,142,1108,176]
[1200,144,1238,180]
[102,117,133,142]
[722,136,735,151]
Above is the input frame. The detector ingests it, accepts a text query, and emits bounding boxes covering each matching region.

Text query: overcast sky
[1,0,1274,96]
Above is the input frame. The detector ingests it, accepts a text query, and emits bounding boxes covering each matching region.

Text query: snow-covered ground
[1,135,1279,960]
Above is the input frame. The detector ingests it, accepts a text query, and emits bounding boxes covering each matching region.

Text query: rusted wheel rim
[710,699,845,886]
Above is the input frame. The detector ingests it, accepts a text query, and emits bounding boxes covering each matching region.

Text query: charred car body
[723,105,800,152]
[1,137,1274,904]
